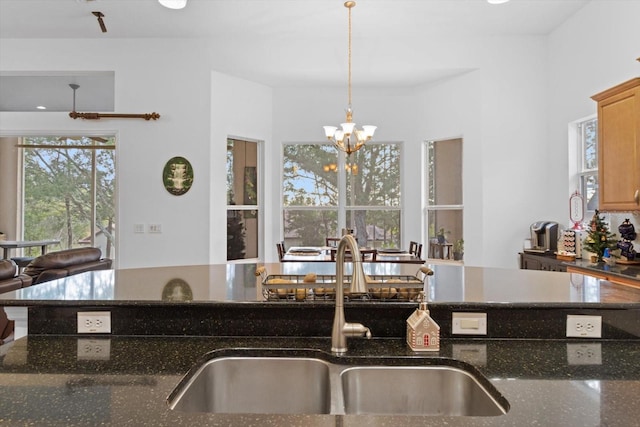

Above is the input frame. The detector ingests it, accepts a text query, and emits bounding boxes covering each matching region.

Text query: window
[226,138,260,261]
[21,136,116,258]
[425,138,463,259]
[577,117,598,214]
[283,143,401,248]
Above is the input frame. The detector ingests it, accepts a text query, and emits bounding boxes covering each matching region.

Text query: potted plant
[436,228,450,244]
[453,239,464,261]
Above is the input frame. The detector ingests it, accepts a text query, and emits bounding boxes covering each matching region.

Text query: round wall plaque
[163,156,193,196]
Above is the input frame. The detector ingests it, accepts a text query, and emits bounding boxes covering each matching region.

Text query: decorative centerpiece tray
[255,266,433,302]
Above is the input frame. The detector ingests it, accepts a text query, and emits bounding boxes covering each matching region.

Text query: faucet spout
[331,234,371,354]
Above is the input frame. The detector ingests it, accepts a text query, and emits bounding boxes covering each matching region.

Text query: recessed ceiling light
[487,0,510,4]
[36,105,46,110]
[159,0,187,9]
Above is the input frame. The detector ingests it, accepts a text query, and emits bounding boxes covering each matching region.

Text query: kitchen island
[0,263,638,425]
[0,335,639,426]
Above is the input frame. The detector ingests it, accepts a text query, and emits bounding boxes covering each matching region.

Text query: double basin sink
[167,351,509,417]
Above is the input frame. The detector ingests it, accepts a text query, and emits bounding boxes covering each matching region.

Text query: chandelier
[323,1,376,156]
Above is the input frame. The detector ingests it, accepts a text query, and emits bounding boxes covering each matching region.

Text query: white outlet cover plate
[77,311,111,334]
[452,312,487,335]
[566,314,602,338]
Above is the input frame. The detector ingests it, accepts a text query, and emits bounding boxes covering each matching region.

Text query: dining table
[0,239,61,260]
[281,246,425,264]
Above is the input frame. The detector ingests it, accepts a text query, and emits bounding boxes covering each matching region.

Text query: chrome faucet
[332,234,372,354]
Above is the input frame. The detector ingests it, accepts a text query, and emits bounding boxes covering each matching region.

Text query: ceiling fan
[68,84,160,121]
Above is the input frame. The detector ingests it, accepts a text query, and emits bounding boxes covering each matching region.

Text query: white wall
[547,0,640,237]
[416,36,550,268]
[417,71,483,266]
[1,0,638,269]
[210,72,273,264]
[0,39,214,269]
[271,86,421,261]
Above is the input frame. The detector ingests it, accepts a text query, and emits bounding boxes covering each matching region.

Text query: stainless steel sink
[340,365,508,416]
[168,357,332,414]
[168,355,509,416]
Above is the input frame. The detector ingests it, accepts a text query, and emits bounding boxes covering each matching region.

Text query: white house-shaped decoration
[407,302,440,352]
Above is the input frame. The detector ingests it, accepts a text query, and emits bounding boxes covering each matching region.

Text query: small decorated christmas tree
[583,210,617,261]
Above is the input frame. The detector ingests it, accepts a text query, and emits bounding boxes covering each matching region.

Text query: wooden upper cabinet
[591,78,640,211]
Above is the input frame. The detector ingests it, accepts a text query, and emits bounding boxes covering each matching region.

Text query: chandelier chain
[348,3,352,107]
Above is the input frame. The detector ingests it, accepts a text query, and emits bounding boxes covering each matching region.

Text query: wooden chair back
[409,241,423,259]
[326,237,341,248]
[276,242,285,261]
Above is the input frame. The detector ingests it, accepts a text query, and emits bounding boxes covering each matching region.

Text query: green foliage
[282,143,401,247]
[583,210,617,261]
[22,136,115,254]
[227,211,246,260]
[453,239,464,253]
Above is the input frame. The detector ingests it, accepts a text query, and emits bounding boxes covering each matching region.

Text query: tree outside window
[577,118,598,214]
[283,143,401,248]
[21,136,115,258]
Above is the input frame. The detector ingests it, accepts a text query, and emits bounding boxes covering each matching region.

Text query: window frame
[424,138,464,260]
[226,137,262,263]
[571,115,598,217]
[18,135,116,259]
[282,141,403,248]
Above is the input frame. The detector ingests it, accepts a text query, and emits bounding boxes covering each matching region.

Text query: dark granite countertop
[2,262,639,305]
[0,335,639,426]
[567,259,640,283]
[1,263,639,425]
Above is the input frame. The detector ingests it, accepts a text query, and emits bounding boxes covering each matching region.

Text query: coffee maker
[526,221,559,253]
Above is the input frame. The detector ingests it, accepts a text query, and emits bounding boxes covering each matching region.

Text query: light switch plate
[452,312,487,335]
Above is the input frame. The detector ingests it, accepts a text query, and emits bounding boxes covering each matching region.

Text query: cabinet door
[520,254,542,270]
[592,79,640,211]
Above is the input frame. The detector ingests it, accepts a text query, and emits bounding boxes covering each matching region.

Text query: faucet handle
[343,322,372,339]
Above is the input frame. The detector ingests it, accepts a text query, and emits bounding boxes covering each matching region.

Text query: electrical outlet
[77,339,111,361]
[567,343,602,365]
[566,315,602,338]
[77,311,111,334]
[148,223,162,233]
[452,312,487,335]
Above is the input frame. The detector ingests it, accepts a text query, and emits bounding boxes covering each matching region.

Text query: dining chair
[276,242,285,261]
[409,241,423,259]
[415,243,423,259]
[409,241,418,255]
[326,237,341,248]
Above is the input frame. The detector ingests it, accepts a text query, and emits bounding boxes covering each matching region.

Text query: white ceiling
[0,0,591,111]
